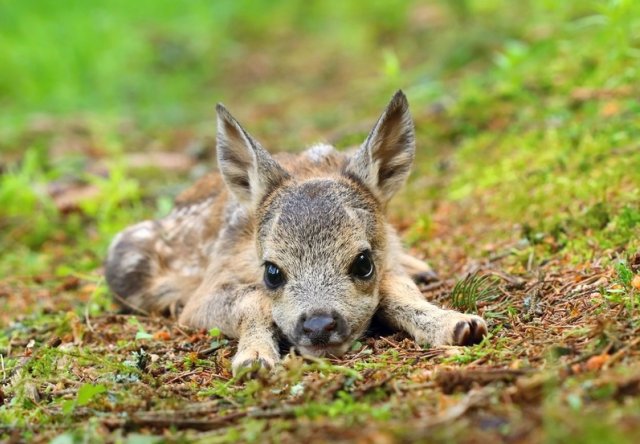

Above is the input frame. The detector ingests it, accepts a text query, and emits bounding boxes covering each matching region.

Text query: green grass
[2,0,640,442]
[0,0,416,132]
[450,273,499,312]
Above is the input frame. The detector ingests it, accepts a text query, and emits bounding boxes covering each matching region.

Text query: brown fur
[105,91,487,375]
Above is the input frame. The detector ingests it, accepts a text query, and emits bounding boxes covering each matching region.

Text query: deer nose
[296,311,348,346]
[298,314,339,345]
[303,315,336,335]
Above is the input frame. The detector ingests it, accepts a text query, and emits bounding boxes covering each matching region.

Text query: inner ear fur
[216,104,289,207]
[344,90,416,204]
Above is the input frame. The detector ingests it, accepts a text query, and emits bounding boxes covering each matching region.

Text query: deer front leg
[178,283,280,376]
[378,271,487,346]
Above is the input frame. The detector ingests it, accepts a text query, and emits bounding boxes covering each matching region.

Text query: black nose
[303,315,336,335]
[298,313,344,345]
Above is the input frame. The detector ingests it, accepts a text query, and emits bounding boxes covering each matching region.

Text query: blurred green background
[0,0,444,133]
[3,0,635,138]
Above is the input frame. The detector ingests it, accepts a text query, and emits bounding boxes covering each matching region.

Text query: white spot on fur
[162,198,215,240]
[226,202,248,226]
[305,144,335,162]
[130,222,155,241]
[180,262,203,276]
[120,251,145,273]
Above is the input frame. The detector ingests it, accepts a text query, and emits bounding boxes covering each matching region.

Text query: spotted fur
[105,91,487,375]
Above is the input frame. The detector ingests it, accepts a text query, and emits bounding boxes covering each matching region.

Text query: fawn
[105,91,487,375]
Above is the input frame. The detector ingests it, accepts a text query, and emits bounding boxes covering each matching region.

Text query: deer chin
[295,341,351,358]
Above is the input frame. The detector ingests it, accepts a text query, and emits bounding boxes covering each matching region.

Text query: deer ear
[344,90,415,203]
[216,104,289,207]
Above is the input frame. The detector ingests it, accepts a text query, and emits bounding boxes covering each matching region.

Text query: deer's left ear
[344,90,415,204]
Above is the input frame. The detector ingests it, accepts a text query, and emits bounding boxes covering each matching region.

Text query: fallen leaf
[154,330,171,341]
[631,275,640,290]
[585,354,609,371]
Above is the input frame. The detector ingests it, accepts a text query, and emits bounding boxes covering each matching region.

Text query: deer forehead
[258,179,378,263]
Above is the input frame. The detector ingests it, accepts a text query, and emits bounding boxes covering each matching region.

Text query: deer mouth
[296,341,351,358]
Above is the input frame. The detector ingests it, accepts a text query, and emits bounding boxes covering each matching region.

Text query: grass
[450,273,499,312]
[2,0,640,442]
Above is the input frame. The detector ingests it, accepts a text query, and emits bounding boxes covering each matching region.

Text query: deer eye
[264,262,285,289]
[350,250,374,280]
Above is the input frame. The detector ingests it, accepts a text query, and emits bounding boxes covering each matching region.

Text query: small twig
[565,343,614,368]
[350,366,403,398]
[247,407,296,420]
[84,276,104,333]
[103,406,297,432]
[527,250,535,272]
[111,292,151,316]
[340,347,370,365]
[84,302,95,334]
[174,324,193,338]
[414,386,493,430]
[486,270,527,288]
[196,346,221,358]
[395,381,437,392]
[488,250,514,263]
[604,337,640,370]
[421,281,446,292]
[103,411,247,432]
[165,370,200,384]
[377,335,441,354]
[378,336,400,349]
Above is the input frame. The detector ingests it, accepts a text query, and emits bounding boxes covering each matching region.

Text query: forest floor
[1,1,640,443]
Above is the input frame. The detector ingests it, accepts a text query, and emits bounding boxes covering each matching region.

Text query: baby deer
[105,91,487,375]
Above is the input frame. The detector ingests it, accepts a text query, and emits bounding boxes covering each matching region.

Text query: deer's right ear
[344,90,415,204]
[216,104,289,207]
